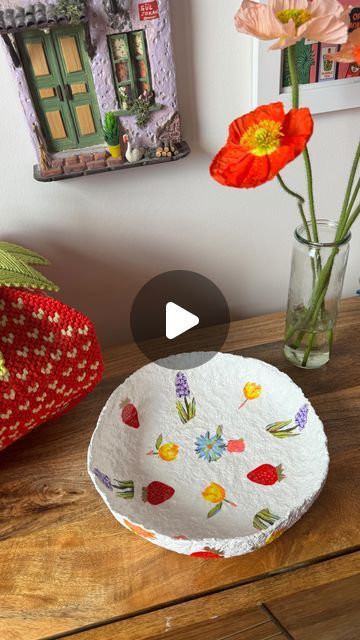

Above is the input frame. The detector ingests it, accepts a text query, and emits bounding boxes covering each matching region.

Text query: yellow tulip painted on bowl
[147,435,179,461]
[159,443,179,461]
[240,382,262,409]
[202,483,237,518]
[202,482,226,504]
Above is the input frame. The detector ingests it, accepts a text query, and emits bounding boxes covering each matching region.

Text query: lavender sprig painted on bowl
[266,403,310,438]
[175,372,196,424]
[94,468,113,491]
[295,404,309,431]
[176,371,190,398]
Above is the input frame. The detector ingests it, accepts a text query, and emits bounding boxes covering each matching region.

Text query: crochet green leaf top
[0,242,59,292]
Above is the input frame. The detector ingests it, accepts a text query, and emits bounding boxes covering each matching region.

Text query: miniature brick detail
[87,159,106,169]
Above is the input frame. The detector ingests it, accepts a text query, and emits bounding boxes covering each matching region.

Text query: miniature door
[16,26,103,152]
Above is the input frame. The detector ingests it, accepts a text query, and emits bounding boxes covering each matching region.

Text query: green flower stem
[343,201,360,238]
[302,332,316,368]
[285,50,359,366]
[285,247,337,342]
[302,147,318,243]
[287,46,299,109]
[277,174,316,288]
[296,170,360,364]
[337,140,360,239]
[287,45,318,242]
[297,173,359,365]
[286,45,325,365]
[277,174,311,238]
[347,177,360,218]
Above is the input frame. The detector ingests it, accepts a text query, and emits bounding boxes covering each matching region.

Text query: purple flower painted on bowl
[175,371,190,398]
[295,404,309,431]
[94,468,113,491]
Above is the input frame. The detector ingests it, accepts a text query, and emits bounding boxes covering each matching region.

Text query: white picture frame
[252,39,360,115]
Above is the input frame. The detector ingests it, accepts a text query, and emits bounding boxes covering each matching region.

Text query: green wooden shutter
[16,30,78,152]
[51,26,103,148]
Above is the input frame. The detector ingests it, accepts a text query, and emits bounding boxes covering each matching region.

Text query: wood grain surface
[0,298,359,640]
[67,552,359,640]
[267,573,360,640]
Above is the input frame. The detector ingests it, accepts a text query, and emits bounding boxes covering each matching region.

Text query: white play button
[166,302,199,340]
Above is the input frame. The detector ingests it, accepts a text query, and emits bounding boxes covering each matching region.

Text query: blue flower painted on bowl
[195,426,226,463]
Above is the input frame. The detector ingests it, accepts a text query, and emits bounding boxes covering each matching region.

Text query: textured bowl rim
[87,353,330,553]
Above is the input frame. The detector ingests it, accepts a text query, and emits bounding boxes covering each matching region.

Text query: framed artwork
[253,2,360,114]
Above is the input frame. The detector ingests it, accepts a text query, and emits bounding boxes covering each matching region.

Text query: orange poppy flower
[210,102,313,189]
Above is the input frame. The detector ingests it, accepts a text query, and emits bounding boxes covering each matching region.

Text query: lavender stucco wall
[1,0,179,160]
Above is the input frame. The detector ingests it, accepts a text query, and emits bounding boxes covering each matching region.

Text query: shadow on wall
[170,0,200,147]
[4,213,218,347]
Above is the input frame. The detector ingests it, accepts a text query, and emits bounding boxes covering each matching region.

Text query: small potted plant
[102,112,122,159]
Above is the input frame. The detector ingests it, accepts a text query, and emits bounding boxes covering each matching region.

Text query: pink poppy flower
[227,439,246,453]
[327,28,360,66]
[235,0,350,50]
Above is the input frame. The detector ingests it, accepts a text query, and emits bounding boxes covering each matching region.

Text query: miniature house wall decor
[0,0,189,181]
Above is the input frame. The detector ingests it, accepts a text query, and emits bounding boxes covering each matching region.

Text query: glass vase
[284,220,351,369]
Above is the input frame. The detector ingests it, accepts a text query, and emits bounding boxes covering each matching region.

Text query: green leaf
[253,508,280,530]
[266,420,292,433]
[191,398,196,417]
[188,397,196,419]
[0,249,59,292]
[0,242,50,266]
[155,434,163,450]
[207,502,222,519]
[272,432,300,439]
[216,425,223,438]
[176,401,188,424]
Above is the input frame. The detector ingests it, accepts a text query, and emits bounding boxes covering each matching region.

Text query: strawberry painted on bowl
[88,353,329,558]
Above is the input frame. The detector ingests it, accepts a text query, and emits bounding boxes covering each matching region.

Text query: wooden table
[1,298,359,640]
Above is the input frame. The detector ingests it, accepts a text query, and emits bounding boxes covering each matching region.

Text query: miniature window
[108,30,153,111]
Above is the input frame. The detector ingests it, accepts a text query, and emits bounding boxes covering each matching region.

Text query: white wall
[1,0,359,346]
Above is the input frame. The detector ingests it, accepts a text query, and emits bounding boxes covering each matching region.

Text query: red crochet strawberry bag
[0,288,104,452]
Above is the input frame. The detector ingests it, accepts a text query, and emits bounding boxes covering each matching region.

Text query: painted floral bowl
[88,353,329,558]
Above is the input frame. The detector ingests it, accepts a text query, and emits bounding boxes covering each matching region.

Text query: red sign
[139,1,159,21]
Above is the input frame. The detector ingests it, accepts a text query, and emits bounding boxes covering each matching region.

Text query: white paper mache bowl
[88,353,329,558]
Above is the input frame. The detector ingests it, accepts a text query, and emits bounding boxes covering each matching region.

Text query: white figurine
[123,134,145,163]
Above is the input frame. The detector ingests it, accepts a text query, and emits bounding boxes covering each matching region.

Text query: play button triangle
[166,302,200,340]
